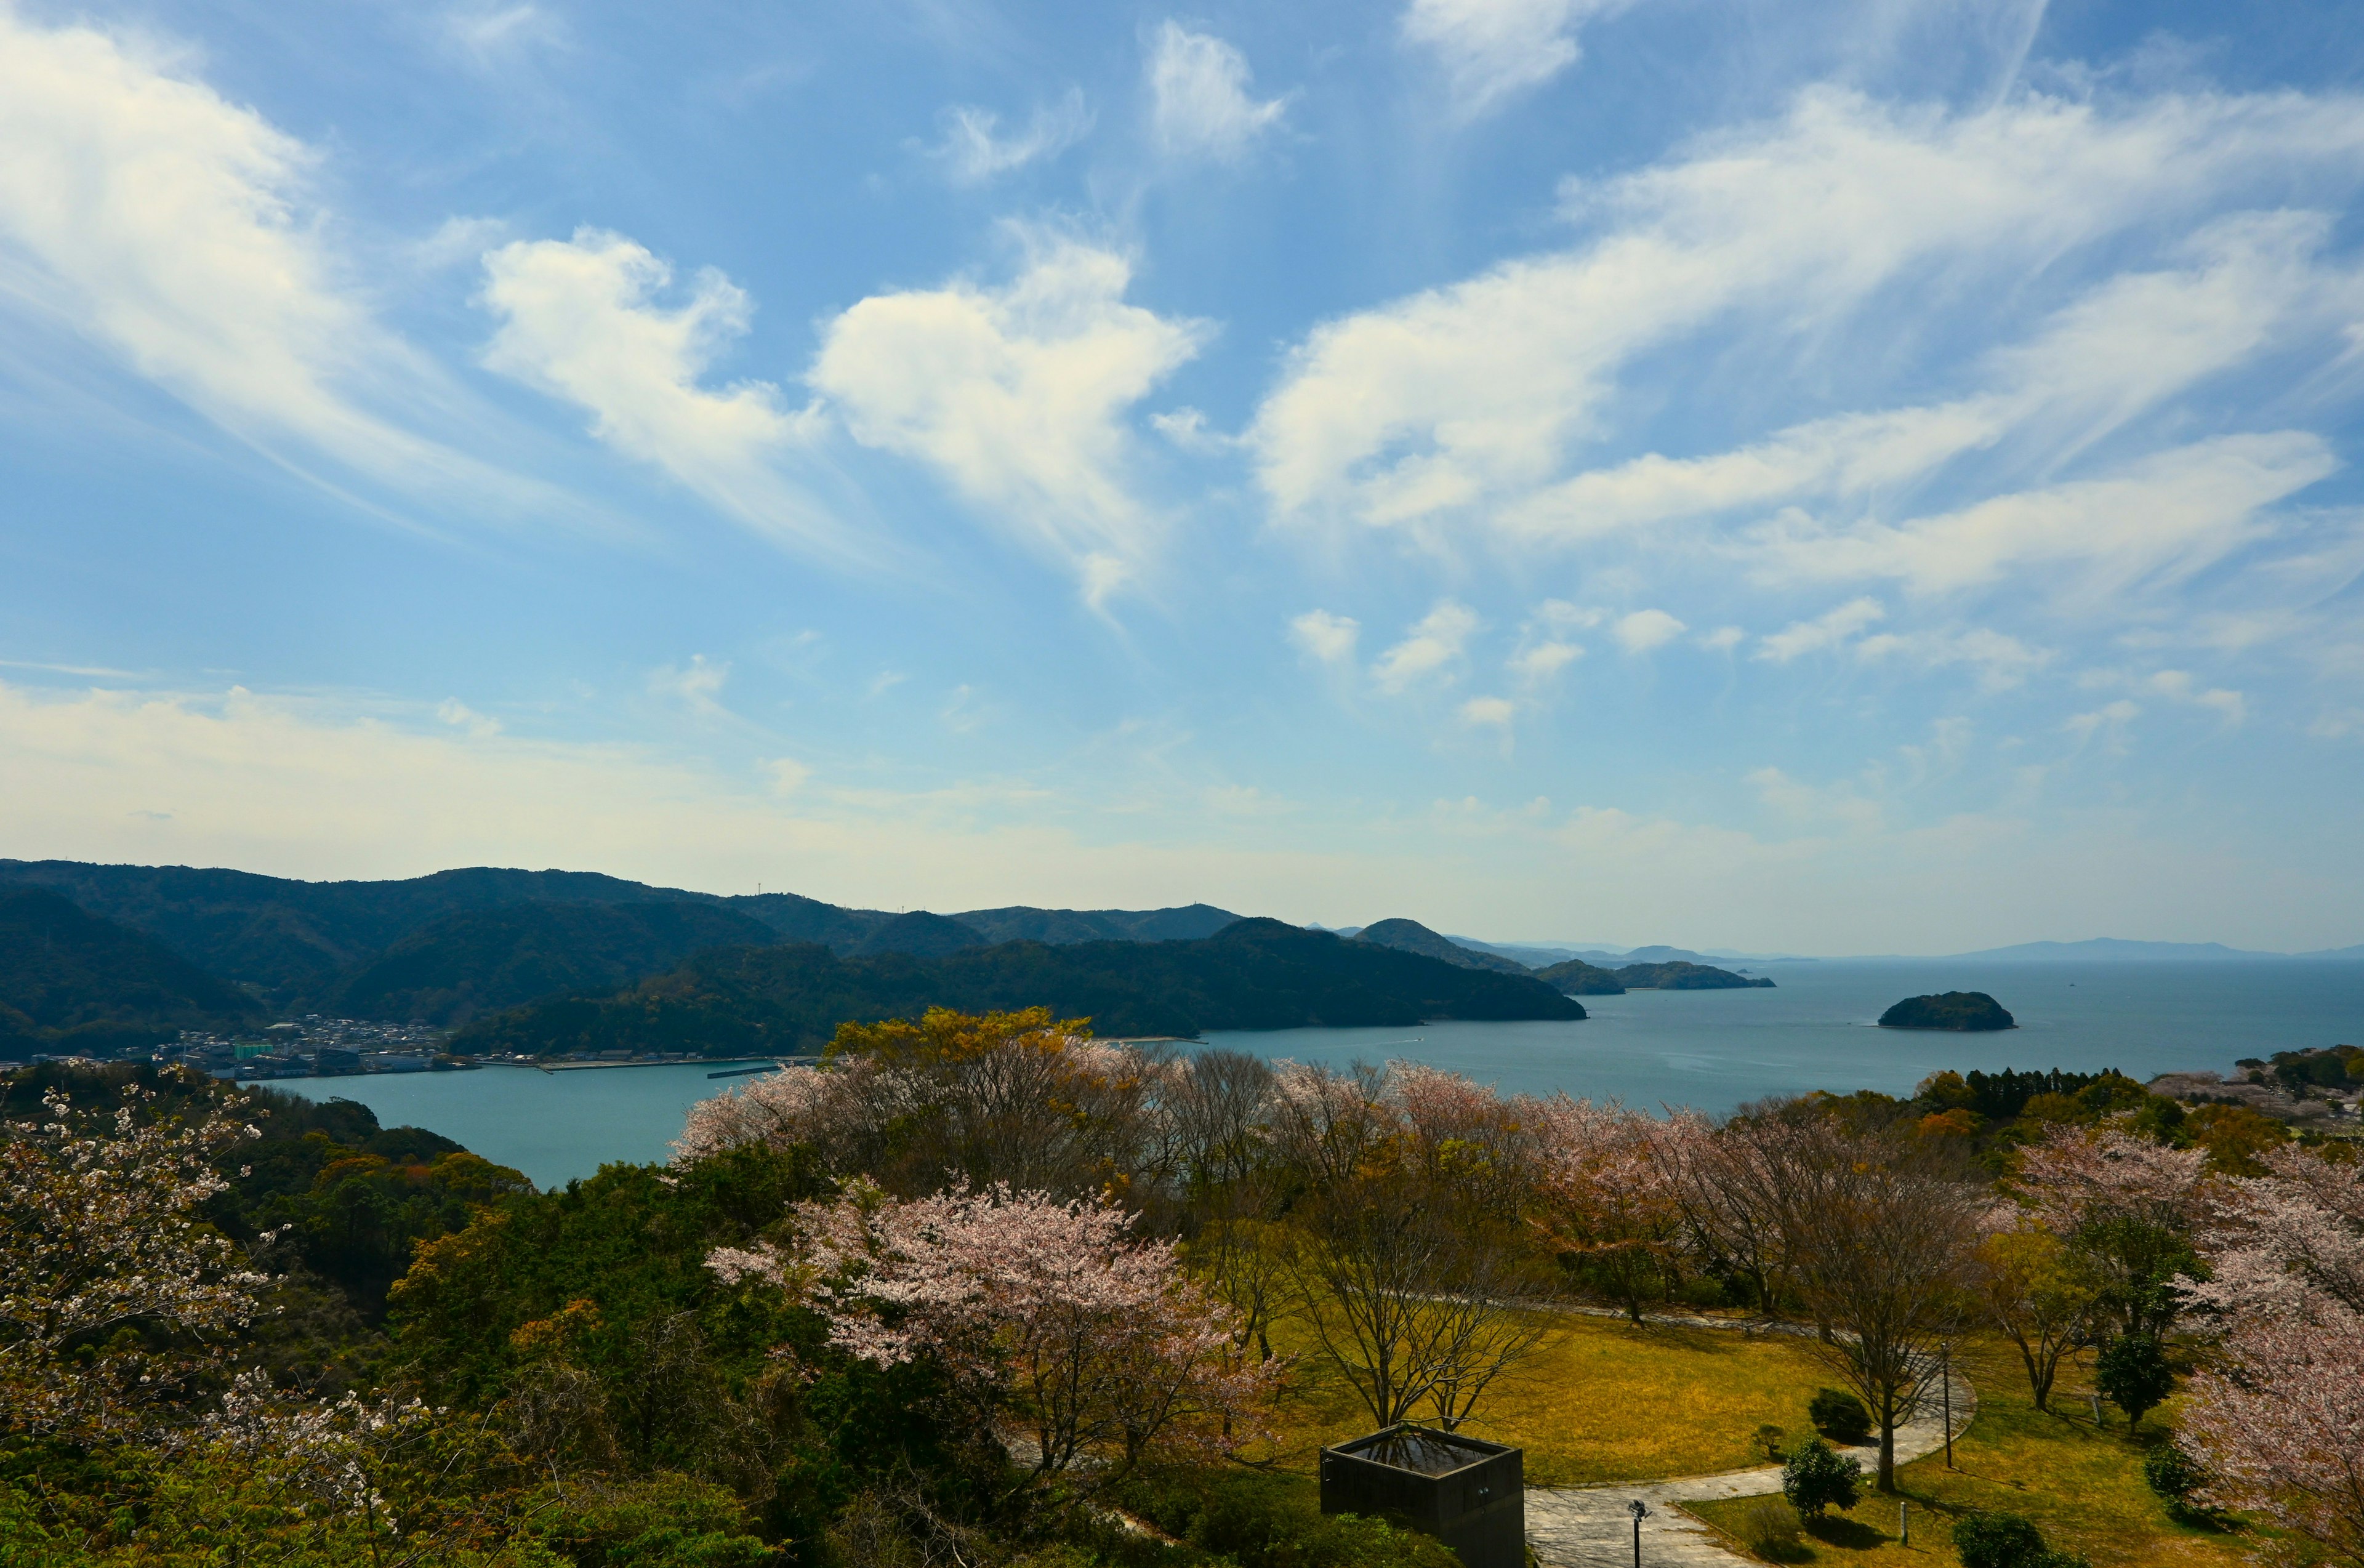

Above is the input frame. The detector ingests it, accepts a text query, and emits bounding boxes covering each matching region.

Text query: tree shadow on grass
[1804,1514,1888,1550]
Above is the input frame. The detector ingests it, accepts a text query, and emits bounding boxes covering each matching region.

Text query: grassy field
[1685,1338,2258,1567]
[1248,1309,1839,1487]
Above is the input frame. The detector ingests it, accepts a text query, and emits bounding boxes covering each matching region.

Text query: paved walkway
[1525,1335,1976,1568]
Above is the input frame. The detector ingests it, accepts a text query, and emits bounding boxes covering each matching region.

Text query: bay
[283,959,2362,1188]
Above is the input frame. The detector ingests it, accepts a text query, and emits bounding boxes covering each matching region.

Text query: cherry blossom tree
[675,1008,1167,1200]
[2014,1124,2212,1339]
[0,1082,273,1441]
[710,1181,1272,1490]
[1528,1095,1683,1321]
[199,1369,441,1564]
[2179,1144,2364,1564]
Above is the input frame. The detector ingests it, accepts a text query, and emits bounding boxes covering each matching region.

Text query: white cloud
[2064,698,2141,746]
[1460,696,1516,728]
[2147,669,2246,726]
[1146,22,1287,163]
[649,655,731,716]
[1373,601,1481,692]
[765,757,811,794]
[479,230,853,555]
[1290,609,1361,664]
[1756,597,1886,662]
[809,238,1207,600]
[1508,640,1583,682]
[0,10,541,510]
[1754,433,2335,598]
[1401,0,1631,119]
[441,3,566,67]
[1855,626,2051,691]
[1252,88,2364,548]
[435,698,502,738]
[1612,608,1685,653]
[1150,406,1233,453]
[927,90,1092,184]
[1699,626,1745,651]
[1495,211,2338,550]
[1745,765,1884,832]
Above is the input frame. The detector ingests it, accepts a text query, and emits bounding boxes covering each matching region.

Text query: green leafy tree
[2096,1333,2175,1429]
[1780,1438,1862,1518]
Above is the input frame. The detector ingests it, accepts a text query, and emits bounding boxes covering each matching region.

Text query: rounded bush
[1808,1386,1873,1444]
[1952,1510,2085,1568]
[2143,1443,2203,1503]
[1780,1438,1862,1519]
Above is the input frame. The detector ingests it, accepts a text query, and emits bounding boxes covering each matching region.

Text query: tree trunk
[1877,1418,1896,1492]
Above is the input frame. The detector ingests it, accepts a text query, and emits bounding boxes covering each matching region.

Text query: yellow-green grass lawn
[1247,1309,1837,1488]
[1686,1337,2256,1568]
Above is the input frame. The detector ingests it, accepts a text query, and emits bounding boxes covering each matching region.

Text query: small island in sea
[1878,991,2016,1031]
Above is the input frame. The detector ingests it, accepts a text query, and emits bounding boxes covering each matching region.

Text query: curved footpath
[1524,1321,1976,1568]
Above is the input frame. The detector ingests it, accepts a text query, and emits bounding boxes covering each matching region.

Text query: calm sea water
[284,960,2363,1188]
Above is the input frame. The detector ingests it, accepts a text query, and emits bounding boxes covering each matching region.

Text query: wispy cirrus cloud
[1402,0,1634,119]
[1146,22,1288,163]
[0,9,554,518]
[1251,87,2364,582]
[925,89,1092,184]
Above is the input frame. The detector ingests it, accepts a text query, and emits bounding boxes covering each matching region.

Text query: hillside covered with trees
[0,887,260,1056]
[2,1008,2349,1567]
[455,918,1588,1056]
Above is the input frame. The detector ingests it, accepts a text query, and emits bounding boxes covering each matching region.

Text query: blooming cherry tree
[2014,1124,2212,1339]
[0,1083,272,1439]
[711,1181,1273,1489]
[2179,1145,2364,1564]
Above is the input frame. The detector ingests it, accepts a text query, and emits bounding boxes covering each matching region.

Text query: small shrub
[1751,1423,1786,1462]
[1120,1469,1461,1568]
[2097,1335,2175,1429]
[1737,1498,1806,1562]
[1808,1386,1873,1444]
[1952,1510,2089,1568]
[2143,1442,2201,1505]
[1780,1437,1862,1519]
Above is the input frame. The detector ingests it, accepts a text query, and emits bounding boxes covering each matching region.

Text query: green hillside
[453,917,1588,1057]
[323,899,783,1026]
[0,886,260,1056]
[1614,960,1774,989]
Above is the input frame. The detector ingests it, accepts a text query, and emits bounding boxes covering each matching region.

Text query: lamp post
[1628,1498,1650,1567]
[1941,1341,1954,1469]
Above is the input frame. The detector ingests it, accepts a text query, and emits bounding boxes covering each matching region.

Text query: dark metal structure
[1319,1425,1524,1568]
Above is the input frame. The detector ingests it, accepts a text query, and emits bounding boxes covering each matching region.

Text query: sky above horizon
[3,0,2363,955]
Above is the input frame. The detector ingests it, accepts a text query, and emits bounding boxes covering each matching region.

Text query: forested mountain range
[452,919,1588,1055]
[0,859,1246,1011]
[0,886,260,1054]
[0,858,1758,1050]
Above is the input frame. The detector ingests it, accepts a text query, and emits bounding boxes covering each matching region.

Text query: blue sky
[2,0,2362,954]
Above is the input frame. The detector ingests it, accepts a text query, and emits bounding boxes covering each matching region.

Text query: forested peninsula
[455,918,1587,1056]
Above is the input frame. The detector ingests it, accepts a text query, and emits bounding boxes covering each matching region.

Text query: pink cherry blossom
[710,1181,1274,1486]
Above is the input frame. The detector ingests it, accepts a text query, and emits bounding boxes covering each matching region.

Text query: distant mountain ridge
[1939,938,2360,962]
[1352,918,1536,976]
[0,859,1248,1015]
